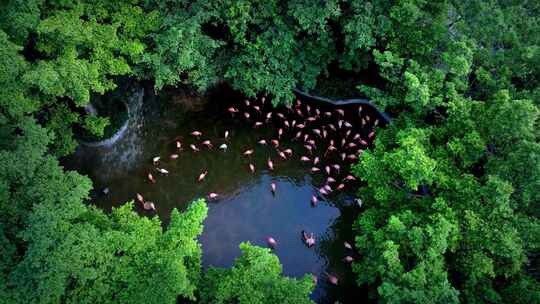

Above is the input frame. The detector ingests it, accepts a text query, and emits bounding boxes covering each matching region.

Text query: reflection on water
[64,84,367,303]
[71,86,145,179]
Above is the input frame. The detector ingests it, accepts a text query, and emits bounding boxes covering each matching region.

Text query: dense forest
[0,0,538,303]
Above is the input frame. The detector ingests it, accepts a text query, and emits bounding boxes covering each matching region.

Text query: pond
[64,83,380,303]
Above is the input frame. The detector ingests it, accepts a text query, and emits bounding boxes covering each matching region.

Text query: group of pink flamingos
[137,94,380,286]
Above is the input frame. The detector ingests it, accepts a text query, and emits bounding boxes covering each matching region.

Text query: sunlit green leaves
[6,198,208,304]
[351,2,540,302]
[200,242,315,304]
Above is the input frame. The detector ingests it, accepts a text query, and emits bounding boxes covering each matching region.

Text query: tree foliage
[0,1,539,303]
[0,0,160,156]
[350,1,540,303]
[199,242,315,304]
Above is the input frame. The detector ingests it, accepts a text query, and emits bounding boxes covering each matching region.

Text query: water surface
[65,85,369,303]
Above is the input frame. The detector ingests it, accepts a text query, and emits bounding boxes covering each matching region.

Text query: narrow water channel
[64,84,373,303]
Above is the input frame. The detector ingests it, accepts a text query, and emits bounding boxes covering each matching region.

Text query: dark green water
[65,85,375,303]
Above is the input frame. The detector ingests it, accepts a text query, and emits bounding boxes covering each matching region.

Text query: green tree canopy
[3,196,207,304]
[199,242,315,304]
[350,1,540,303]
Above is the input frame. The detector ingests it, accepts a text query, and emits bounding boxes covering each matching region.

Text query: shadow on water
[63,83,372,303]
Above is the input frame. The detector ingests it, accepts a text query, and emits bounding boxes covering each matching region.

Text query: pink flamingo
[324,272,339,285]
[325,145,337,156]
[136,193,144,204]
[202,140,213,149]
[136,193,156,211]
[302,230,316,247]
[343,175,356,182]
[311,195,318,206]
[198,170,208,182]
[267,158,274,171]
[156,168,169,175]
[227,107,239,115]
[143,201,156,211]
[343,256,354,263]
